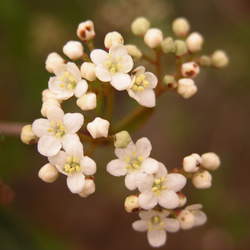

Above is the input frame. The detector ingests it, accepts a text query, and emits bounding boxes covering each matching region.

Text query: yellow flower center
[125,153,144,172]
[59,72,77,90]
[132,74,149,92]
[63,156,81,174]
[48,121,66,138]
[148,215,165,231]
[104,60,121,74]
[152,177,166,195]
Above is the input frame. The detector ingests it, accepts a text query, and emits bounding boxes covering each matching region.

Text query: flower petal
[132,220,148,232]
[147,230,166,248]
[115,142,136,159]
[166,173,187,192]
[38,135,61,156]
[81,156,96,175]
[47,106,64,121]
[49,151,67,173]
[48,77,73,100]
[110,45,128,57]
[193,210,207,227]
[74,80,88,98]
[155,162,168,178]
[144,72,158,88]
[136,137,152,158]
[158,190,180,209]
[120,55,134,73]
[111,73,132,91]
[141,158,159,174]
[62,134,83,157]
[164,218,180,232]
[137,173,154,192]
[32,118,50,137]
[125,173,139,190]
[95,65,111,82]
[138,191,157,209]
[67,62,81,81]
[90,49,109,65]
[66,174,85,193]
[106,159,127,176]
[63,113,84,134]
[135,89,156,108]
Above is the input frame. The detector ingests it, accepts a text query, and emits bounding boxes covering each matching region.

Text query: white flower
[186,32,204,53]
[211,50,229,68]
[45,52,64,74]
[201,152,221,171]
[132,210,180,247]
[87,117,110,139]
[138,163,186,210]
[90,45,133,90]
[106,137,159,190]
[49,62,88,100]
[63,41,84,60]
[181,62,200,78]
[144,28,163,48]
[131,17,150,36]
[183,153,201,173]
[38,163,59,183]
[78,178,96,197]
[77,92,97,111]
[172,17,190,37]
[32,106,83,157]
[177,204,207,230]
[77,20,95,41]
[177,78,197,99]
[80,62,96,81]
[192,170,212,189]
[49,140,96,193]
[104,31,124,49]
[128,66,158,107]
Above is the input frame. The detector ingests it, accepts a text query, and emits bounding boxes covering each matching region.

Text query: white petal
[111,73,132,91]
[66,174,85,193]
[137,173,154,192]
[135,89,156,108]
[144,72,158,88]
[48,77,73,100]
[63,113,84,134]
[141,158,159,174]
[49,151,67,173]
[147,230,166,248]
[155,162,168,178]
[115,142,136,159]
[106,159,127,176]
[47,106,64,121]
[136,137,152,158]
[67,62,81,81]
[186,204,203,210]
[132,220,148,232]
[95,65,111,82]
[37,135,61,156]
[138,191,157,209]
[53,63,67,75]
[166,174,187,192]
[125,173,138,190]
[158,190,180,209]
[110,45,128,57]
[120,55,134,73]
[81,156,96,175]
[32,118,50,137]
[90,49,109,65]
[74,80,88,98]
[139,210,156,220]
[193,210,207,227]
[164,218,180,232]
[62,135,83,157]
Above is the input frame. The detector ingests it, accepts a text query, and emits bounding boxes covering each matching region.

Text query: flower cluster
[20,16,227,248]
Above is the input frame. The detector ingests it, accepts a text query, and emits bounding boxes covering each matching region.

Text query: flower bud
[181,62,200,78]
[124,195,139,213]
[77,20,95,41]
[20,124,37,144]
[114,131,132,148]
[78,179,95,197]
[87,117,110,139]
[177,78,197,99]
[183,153,201,173]
[144,28,163,48]
[178,192,187,207]
[211,50,229,68]
[76,93,97,111]
[131,17,150,36]
[201,152,220,171]
[199,55,212,67]
[186,32,204,53]
[42,89,60,103]
[174,40,188,56]
[80,62,96,81]
[125,44,142,59]
[63,41,84,60]
[161,37,176,53]
[172,17,190,37]
[38,163,59,183]
[45,52,64,73]
[163,75,177,87]
[192,170,212,189]
[104,31,124,49]
[177,210,195,230]
[41,99,61,117]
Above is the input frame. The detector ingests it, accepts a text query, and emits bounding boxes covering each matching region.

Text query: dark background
[0,0,250,249]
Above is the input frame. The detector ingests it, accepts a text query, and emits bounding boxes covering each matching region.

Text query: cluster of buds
[20,16,227,248]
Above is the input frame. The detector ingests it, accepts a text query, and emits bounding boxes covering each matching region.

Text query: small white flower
[32,106,83,157]
[181,62,200,78]
[131,17,150,36]
[87,117,110,139]
[192,170,212,189]
[104,31,124,49]
[172,17,190,37]
[201,152,221,171]
[138,163,186,210]
[45,52,64,74]
[77,20,95,41]
[132,210,180,247]
[128,66,158,108]
[183,153,201,173]
[90,45,133,90]
[78,178,96,197]
[38,163,59,183]
[80,62,96,81]
[186,32,204,53]
[77,92,97,111]
[144,28,163,48]
[177,78,197,99]
[211,50,229,68]
[49,62,88,100]
[49,140,96,193]
[63,41,84,60]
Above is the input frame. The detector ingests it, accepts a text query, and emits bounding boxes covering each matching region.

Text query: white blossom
[80,62,96,81]
[132,210,180,247]
[77,20,95,41]
[192,170,212,189]
[87,117,110,139]
[90,45,133,90]
[49,140,96,193]
[177,78,197,99]
[183,153,201,173]
[45,52,64,74]
[32,106,83,157]
[104,31,124,49]
[201,152,221,171]
[138,163,186,210]
[106,137,159,190]
[128,66,157,107]
[186,32,204,53]
[144,28,163,48]
[63,41,84,60]
[78,179,96,197]
[38,163,59,183]
[49,62,88,100]
[181,62,200,78]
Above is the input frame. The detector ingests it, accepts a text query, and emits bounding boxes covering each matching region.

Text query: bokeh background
[0,0,250,249]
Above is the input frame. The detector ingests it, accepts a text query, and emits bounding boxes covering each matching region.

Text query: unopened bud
[114,131,132,148]
[78,179,95,197]
[125,44,142,59]
[172,17,190,37]
[178,210,195,230]
[174,40,188,56]
[41,99,61,117]
[87,117,110,139]
[77,93,97,111]
[63,41,84,60]
[144,28,163,48]
[177,78,197,99]
[178,192,187,207]
[161,37,175,53]
[80,62,96,81]
[183,153,201,173]
[131,17,150,36]
[45,52,64,74]
[77,20,95,41]
[38,163,59,183]
[21,124,37,144]
[124,195,139,212]
[181,62,200,78]
[201,152,220,171]
[211,50,229,68]
[163,75,177,88]
[186,32,204,53]
[104,31,124,49]
[192,170,212,189]
[199,55,212,67]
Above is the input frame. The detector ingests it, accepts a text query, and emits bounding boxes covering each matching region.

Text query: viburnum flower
[32,107,83,157]
[128,66,158,107]
[132,210,180,247]
[90,45,133,90]
[49,62,88,100]
[138,163,186,209]
[49,139,96,193]
[106,137,159,190]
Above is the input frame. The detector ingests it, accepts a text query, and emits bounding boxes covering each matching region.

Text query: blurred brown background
[0,0,250,249]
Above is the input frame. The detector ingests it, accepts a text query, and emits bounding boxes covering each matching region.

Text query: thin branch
[0,121,25,136]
